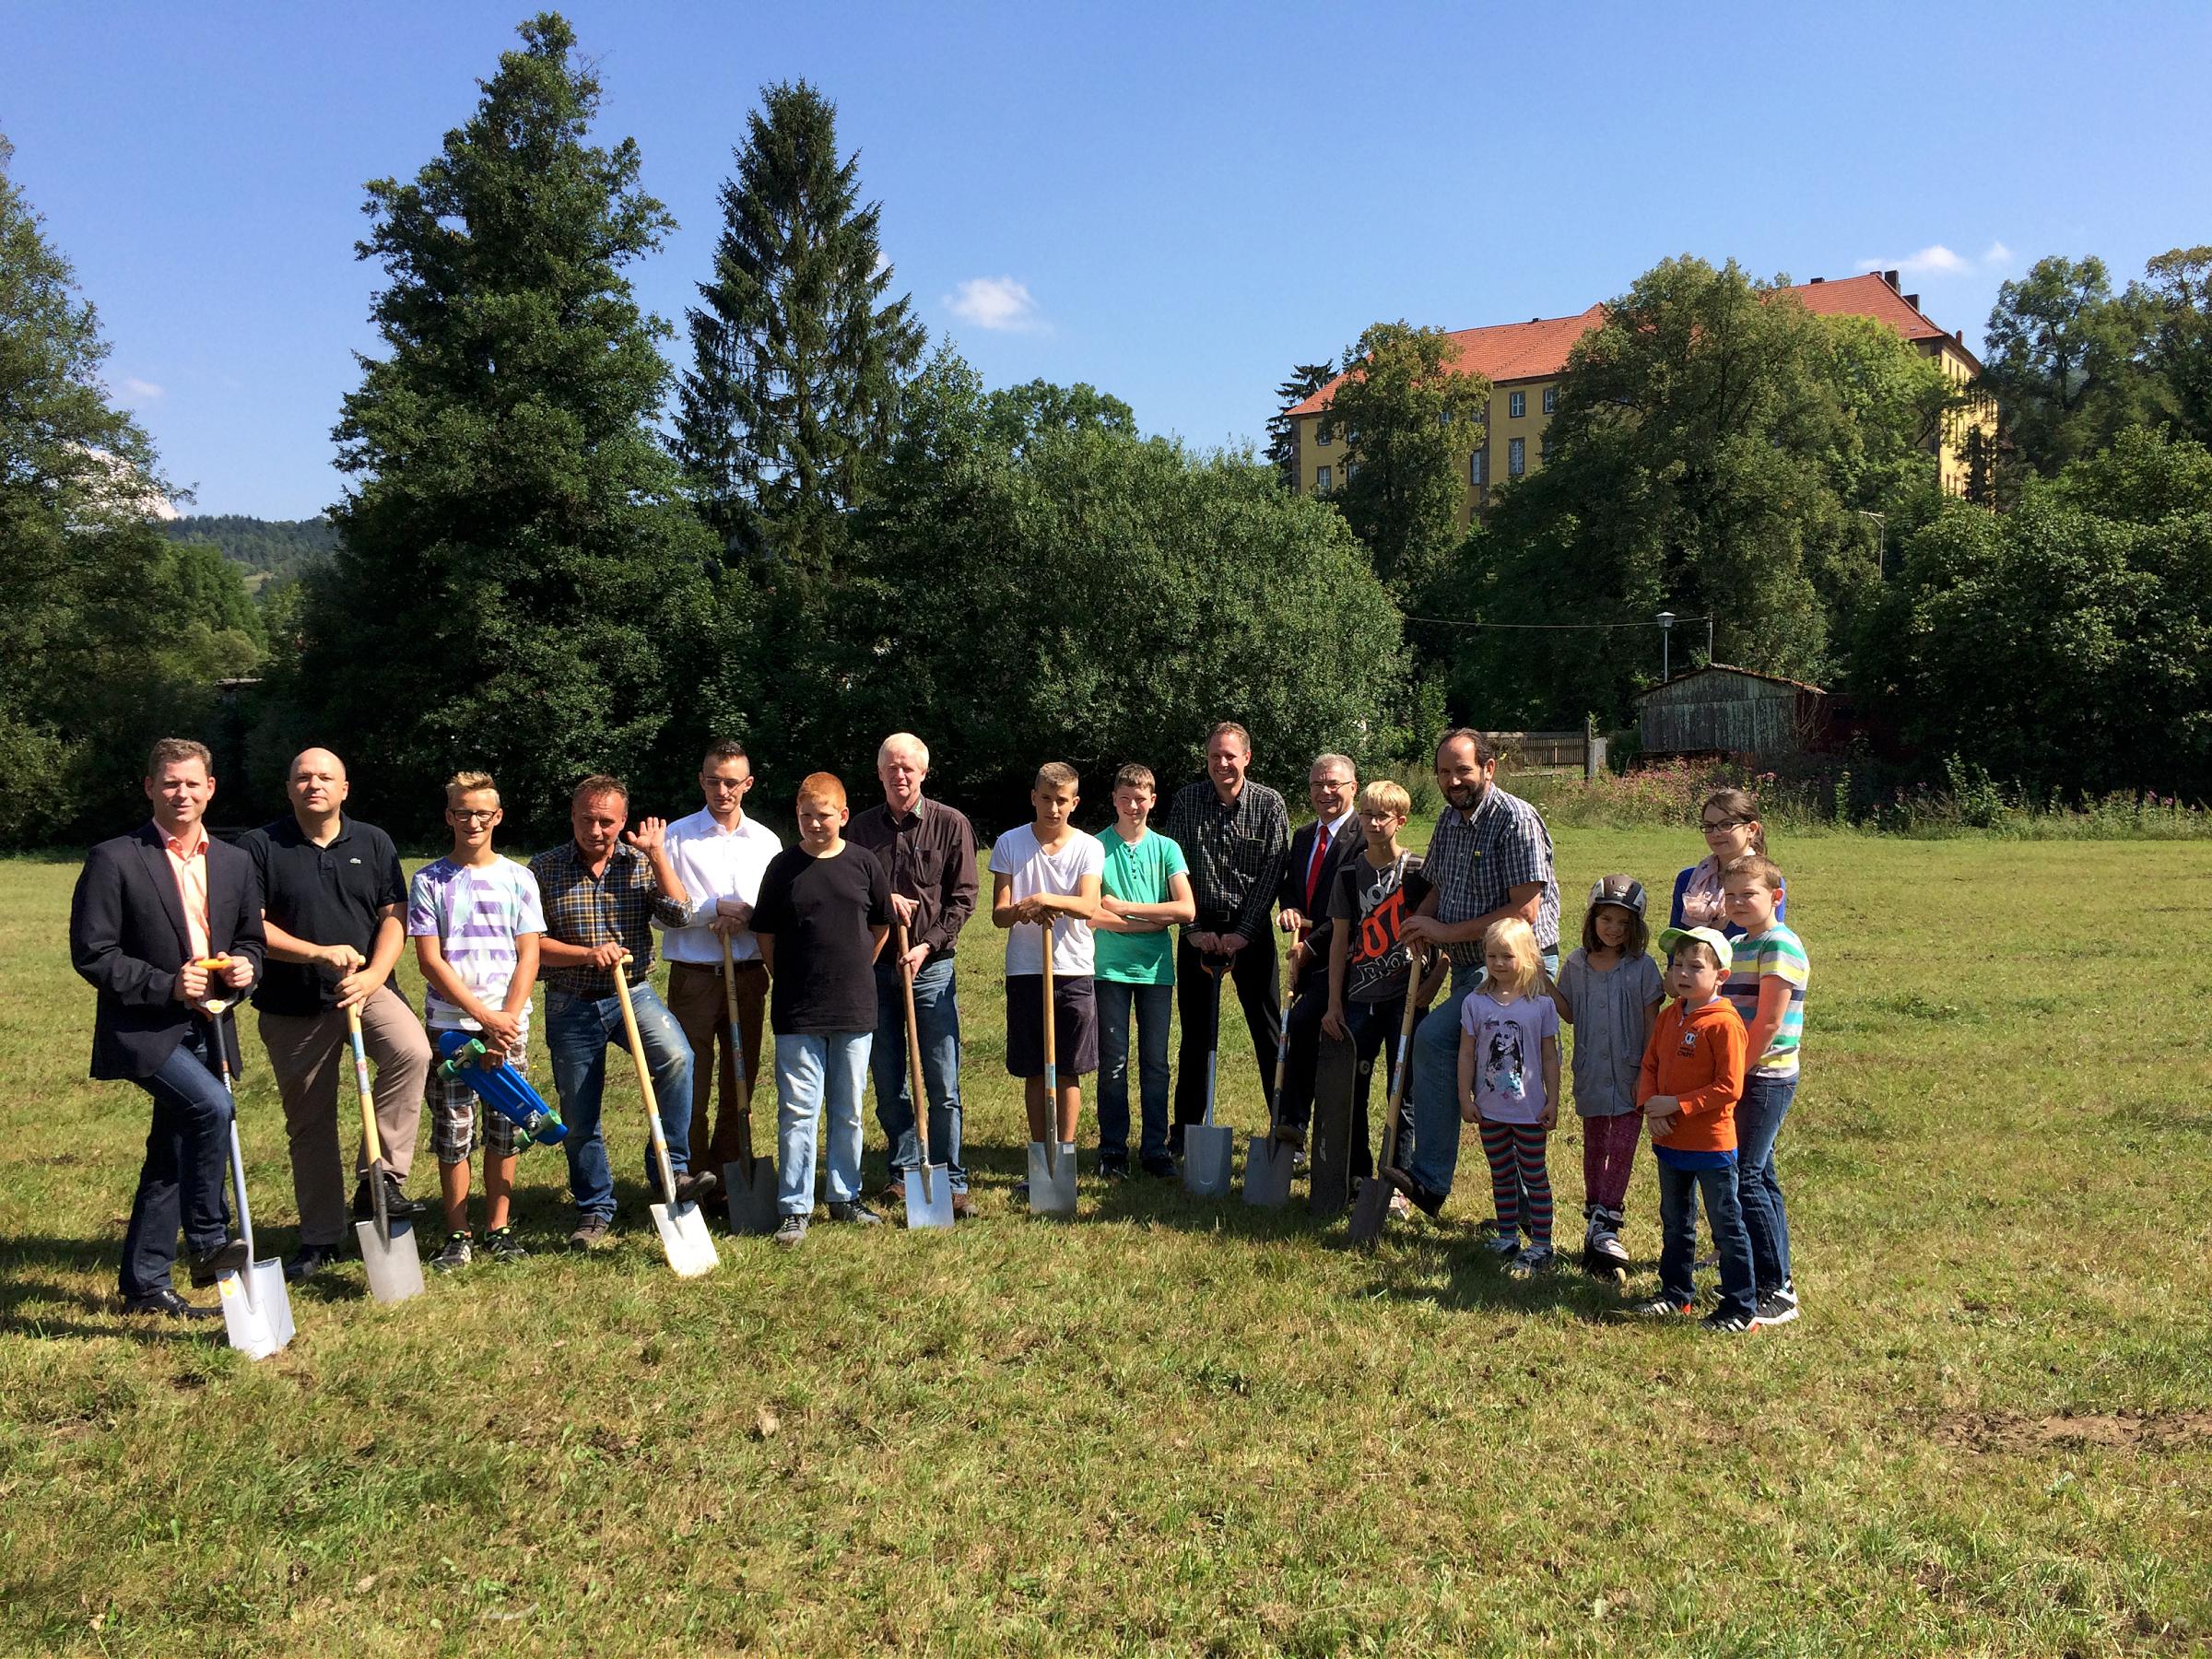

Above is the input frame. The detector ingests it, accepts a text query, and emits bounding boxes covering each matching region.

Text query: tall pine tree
[304,13,717,834]
[676,80,924,581]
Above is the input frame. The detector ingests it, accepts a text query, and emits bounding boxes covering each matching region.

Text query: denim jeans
[1340,994,1416,1177]
[119,1024,235,1300]
[869,957,965,1192]
[1657,1157,1757,1320]
[776,1031,872,1215]
[546,983,695,1220]
[1735,1072,1797,1293]
[1095,978,1172,1162]
[1406,949,1556,1195]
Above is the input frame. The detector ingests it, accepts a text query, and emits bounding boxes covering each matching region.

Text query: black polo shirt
[243,813,407,1018]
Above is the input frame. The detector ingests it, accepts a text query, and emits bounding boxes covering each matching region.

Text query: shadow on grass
[0,1237,232,1345]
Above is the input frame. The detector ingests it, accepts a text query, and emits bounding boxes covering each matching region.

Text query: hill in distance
[162,514,337,588]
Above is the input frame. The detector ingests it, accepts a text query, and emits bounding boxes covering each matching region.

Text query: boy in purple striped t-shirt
[407,771,545,1270]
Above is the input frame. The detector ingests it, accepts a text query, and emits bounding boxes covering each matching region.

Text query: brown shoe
[877,1180,906,1209]
[951,1192,971,1219]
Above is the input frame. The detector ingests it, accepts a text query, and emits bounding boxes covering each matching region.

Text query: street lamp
[1656,610,1676,682]
[1857,510,1887,578]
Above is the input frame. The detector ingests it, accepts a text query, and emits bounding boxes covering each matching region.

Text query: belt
[668,958,766,976]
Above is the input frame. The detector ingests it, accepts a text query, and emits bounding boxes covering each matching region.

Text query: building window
[1315,465,1332,493]
[1539,432,1553,464]
[1508,390,1526,419]
[1508,438,1525,477]
[1469,448,1487,487]
[1542,384,1558,414]
[1315,425,1333,447]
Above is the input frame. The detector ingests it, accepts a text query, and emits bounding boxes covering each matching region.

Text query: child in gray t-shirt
[1549,875,1664,1275]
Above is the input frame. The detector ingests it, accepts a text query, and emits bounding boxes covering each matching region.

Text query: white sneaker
[1752,1284,1800,1326]
[1506,1242,1555,1278]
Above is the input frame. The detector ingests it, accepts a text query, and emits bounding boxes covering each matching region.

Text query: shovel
[714,933,780,1237]
[1242,938,1301,1207]
[347,1005,424,1303]
[1182,957,1234,1197]
[203,1004,293,1359]
[897,922,955,1229]
[1349,944,1427,1248]
[612,956,720,1277]
[1026,920,1077,1216]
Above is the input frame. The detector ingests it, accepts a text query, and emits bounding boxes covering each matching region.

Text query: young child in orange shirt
[1628,925,1757,1331]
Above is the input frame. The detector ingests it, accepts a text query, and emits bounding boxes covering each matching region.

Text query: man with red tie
[1266,754,1361,1148]
[70,738,266,1317]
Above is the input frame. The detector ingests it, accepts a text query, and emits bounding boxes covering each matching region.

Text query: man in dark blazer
[70,737,265,1317]
[1265,753,1361,1147]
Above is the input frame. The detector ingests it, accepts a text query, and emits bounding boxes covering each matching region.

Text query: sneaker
[431,1231,473,1274]
[1752,1287,1800,1327]
[1480,1229,1522,1259]
[567,1215,613,1253]
[1626,1295,1692,1318]
[773,1214,808,1248]
[1388,1191,1411,1218]
[1382,1167,1447,1218]
[1506,1242,1555,1278]
[827,1200,883,1226]
[1700,1307,1756,1334]
[1139,1153,1176,1179]
[285,1241,348,1282]
[483,1227,528,1264]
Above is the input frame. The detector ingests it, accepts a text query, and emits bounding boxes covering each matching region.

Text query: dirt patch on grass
[1936,1408,2212,1453]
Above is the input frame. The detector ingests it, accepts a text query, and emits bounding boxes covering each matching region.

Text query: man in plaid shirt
[1394,728,1560,1217]
[530,774,715,1250]
[1163,722,1290,1151]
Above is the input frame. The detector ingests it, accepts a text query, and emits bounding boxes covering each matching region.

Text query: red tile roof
[1286,276,1977,417]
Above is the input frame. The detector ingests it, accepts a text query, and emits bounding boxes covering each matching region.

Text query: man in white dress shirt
[657,740,783,1178]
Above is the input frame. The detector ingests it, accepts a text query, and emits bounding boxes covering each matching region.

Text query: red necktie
[1305,823,1329,910]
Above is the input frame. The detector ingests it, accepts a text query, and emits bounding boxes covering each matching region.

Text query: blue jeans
[1095,978,1172,1162]
[1406,949,1557,1195]
[777,1031,872,1215]
[1735,1073,1797,1293]
[120,1025,235,1300]
[1657,1156,1756,1320]
[869,957,965,1193]
[546,984,695,1219]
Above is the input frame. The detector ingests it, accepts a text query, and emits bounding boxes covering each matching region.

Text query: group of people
[69,726,1807,1333]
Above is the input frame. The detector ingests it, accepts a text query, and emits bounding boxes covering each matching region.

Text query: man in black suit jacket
[69,737,266,1317]
[1266,753,1361,1147]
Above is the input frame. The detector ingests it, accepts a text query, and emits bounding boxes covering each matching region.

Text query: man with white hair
[848,732,979,1216]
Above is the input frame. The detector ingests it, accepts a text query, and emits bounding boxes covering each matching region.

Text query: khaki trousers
[259,984,430,1247]
[665,959,768,1171]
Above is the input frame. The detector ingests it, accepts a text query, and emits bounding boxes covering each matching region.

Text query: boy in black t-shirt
[750,773,891,1247]
[1322,780,1435,1181]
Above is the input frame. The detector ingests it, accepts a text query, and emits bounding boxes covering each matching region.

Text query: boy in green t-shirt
[1091,764,1196,1178]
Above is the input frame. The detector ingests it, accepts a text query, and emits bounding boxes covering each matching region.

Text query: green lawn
[3,827,2208,1657]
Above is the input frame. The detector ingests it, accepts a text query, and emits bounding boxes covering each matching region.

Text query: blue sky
[9,1,2208,519]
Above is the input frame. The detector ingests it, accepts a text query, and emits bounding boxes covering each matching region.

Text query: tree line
[3,11,2207,852]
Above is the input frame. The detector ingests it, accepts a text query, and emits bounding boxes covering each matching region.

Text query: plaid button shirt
[1427,783,1560,963]
[1162,777,1290,942]
[527,841,688,999]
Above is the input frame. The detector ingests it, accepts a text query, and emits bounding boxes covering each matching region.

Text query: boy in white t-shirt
[407,771,546,1270]
[990,762,1104,1179]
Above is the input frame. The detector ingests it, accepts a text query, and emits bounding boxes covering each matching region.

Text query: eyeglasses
[449,809,498,824]
[1700,815,1748,830]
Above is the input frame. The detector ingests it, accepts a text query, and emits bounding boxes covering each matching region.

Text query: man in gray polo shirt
[1394,727,1559,1217]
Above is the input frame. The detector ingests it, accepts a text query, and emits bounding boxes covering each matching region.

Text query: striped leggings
[1479,1121,1552,1245]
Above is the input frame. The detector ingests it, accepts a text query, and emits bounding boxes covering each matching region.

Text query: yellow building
[1285,271,1997,519]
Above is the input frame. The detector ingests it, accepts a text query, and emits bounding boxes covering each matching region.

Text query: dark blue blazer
[70,822,265,1080]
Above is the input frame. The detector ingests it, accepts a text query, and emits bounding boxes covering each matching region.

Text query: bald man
[244,747,430,1280]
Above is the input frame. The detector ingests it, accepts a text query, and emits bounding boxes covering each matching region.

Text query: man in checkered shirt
[1393,728,1560,1217]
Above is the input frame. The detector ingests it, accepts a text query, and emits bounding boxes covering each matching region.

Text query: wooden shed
[1634,665,1829,759]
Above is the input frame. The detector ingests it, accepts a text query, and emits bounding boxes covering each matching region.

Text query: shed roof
[1631,663,1827,700]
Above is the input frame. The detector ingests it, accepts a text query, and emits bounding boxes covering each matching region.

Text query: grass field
[4,826,2209,1657]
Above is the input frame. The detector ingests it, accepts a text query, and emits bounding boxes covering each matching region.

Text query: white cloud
[1855,241,2015,278]
[121,377,164,403]
[872,251,890,278]
[945,276,1044,333]
[1981,240,2014,267]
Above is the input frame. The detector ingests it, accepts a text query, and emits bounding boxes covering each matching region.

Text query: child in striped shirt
[1720,853,1809,1327]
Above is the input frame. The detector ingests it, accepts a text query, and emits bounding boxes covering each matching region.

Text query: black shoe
[1382,1167,1447,1218]
[1099,1156,1131,1182]
[352,1173,424,1220]
[484,1226,529,1264]
[1140,1153,1176,1179]
[1701,1307,1756,1334]
[185,1239,249,1287]
[285,1241,347,1282]
[124,1287,218,1320]
[671,1168,722,1207]
[827,1199,884,1226]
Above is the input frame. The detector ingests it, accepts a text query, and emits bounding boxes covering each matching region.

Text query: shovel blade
[217,1258,293,1359]
[903,1163,956,1230]
[1347,1174,1394,1248]
[723,1158,781,1237]
[1241,1135,1296,1207]
[1182,1124,1234,1197]
[651,1201,721,1277]
[1025,1141,1077,1217]
[354,1218,425,1303]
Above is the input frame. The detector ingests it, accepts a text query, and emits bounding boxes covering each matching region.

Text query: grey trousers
[259,984,430,1247]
